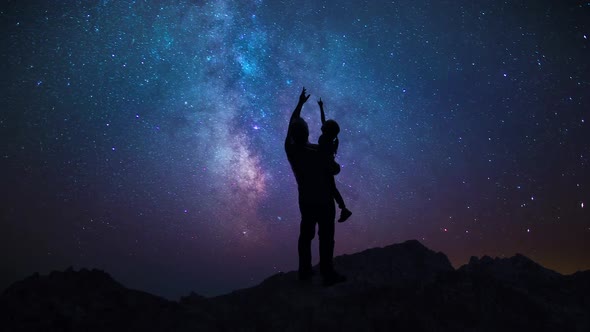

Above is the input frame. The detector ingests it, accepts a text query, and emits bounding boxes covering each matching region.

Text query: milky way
[1,0,589,299]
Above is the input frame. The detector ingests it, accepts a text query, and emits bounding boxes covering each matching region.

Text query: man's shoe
[298,269,315,281]
[322,271,347,287]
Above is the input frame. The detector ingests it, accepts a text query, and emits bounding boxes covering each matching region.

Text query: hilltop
[1,240,588,331]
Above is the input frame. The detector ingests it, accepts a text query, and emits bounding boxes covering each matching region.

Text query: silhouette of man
[285,87,346,286]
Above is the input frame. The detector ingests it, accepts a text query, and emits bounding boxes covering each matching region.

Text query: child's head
[321,119,340,139]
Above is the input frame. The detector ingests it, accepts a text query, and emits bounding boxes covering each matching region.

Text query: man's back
[285,142,331,204]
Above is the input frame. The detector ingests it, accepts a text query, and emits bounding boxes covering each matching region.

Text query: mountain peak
[461,252,561,289]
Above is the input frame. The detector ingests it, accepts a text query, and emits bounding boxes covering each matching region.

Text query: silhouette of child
[318,98,352,223]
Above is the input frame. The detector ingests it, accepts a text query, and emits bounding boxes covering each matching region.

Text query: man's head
[290,117,309,144]
[321,119,340,139]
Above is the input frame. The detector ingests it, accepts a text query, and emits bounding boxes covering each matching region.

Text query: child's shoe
[338,208,352,223]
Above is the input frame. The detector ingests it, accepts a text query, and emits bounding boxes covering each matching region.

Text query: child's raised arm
[318,98,326,125]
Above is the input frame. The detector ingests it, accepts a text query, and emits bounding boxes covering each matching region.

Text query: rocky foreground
[1,240,589,331]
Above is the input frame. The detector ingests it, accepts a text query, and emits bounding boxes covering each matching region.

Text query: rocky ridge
[1,240,588,331]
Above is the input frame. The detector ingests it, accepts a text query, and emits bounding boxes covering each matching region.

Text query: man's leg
[318,202,336,276]
[318,203,346,286]
[298,214,316,280]
[318,216,335,276]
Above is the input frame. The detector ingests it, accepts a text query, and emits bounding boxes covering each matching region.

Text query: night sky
[1,0,588,299]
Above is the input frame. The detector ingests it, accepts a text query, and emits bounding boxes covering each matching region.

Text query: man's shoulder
[286,143,320,163]
[301,143,320,157]
[305,143,319,151]
[286,142,319,151]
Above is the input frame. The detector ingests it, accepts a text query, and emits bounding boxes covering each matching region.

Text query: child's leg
[330,177,345,209]
[331,177,352,223]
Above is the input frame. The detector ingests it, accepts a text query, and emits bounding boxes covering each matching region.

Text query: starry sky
[1,0,589,299]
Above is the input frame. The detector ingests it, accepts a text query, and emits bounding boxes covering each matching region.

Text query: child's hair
[321,119,340,138]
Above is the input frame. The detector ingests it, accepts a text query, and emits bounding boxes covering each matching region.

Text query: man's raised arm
[285,87,311,146]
